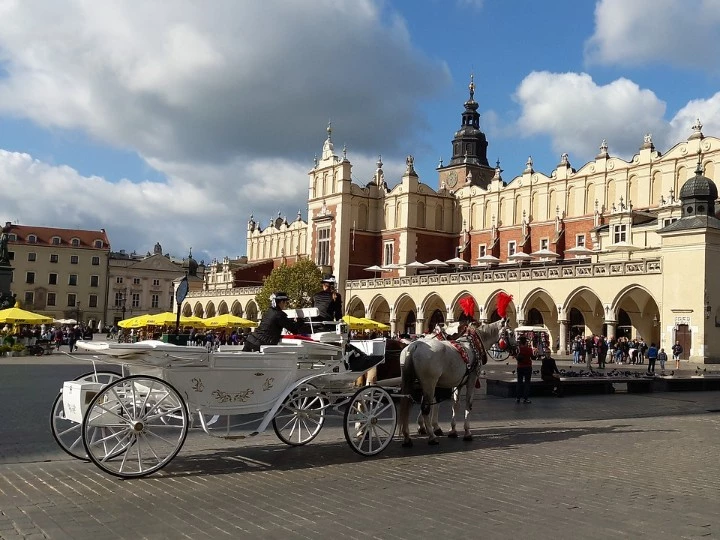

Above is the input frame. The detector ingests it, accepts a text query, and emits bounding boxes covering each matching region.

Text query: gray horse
[399,319,510,447]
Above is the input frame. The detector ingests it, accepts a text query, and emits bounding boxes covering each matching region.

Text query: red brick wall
[564,217,596,251]
[347,232,382,280]
[415,232,457,262]
[233,261,274,287]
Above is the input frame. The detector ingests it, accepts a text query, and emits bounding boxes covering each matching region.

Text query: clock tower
[438,75,496,189]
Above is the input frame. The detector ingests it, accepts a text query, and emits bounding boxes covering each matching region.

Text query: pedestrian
[541,354,563,397]
[312,275,343,328]
[514,335,534,404]
[646,342,658,374]
[672,340,683,369]
[657,348,668,373]
[243,292,302,352]
[585,335,594,370]
[572,337,583,364]
[597,336,608,368]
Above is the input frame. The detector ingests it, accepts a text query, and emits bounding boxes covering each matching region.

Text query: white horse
[399,319,510,446]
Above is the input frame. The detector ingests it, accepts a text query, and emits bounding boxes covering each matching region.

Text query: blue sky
[0,0,719,262]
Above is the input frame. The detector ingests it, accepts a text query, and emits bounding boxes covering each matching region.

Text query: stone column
[605,321,616,340]
[559,320,568,355]
[415,318,425,336]
[390,320,397,337]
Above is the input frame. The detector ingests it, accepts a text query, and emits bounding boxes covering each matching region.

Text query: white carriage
[50,309,397,478]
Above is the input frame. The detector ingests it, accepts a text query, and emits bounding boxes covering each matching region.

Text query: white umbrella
[445,257,470,266]
[476,254,500,265]
[424,259,449,273]
[404,261,428,269]
[509,252,533,264]
[381,264,402,270]
[606,241,639,252]
[530,248,560,260]
[564,245,594,258]
[364,265,384,277]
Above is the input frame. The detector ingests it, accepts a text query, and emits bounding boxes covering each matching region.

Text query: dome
[680,174,718,201]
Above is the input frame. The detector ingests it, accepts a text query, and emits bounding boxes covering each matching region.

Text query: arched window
[71,238,80,247]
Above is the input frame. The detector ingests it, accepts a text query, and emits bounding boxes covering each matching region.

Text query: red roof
[8,224,110,250]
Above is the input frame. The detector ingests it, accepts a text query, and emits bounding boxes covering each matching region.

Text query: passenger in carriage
[312,275,343,328]
[242,292,302,352]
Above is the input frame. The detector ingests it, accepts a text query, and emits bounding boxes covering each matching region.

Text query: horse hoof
[463,435,473,442]
[417,427,427,436]
[447,432,458,439]
[433,428,444,437]
[402,440,413,448]
[428,439,440,446]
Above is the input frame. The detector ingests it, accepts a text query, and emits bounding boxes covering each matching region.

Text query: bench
[486,376,655,398]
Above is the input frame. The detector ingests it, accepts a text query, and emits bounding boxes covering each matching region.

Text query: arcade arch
[346,297,366,318]
[611,285,660,344]
[394,294,418,335]
[218,301,229,315]
[205,302,216,318]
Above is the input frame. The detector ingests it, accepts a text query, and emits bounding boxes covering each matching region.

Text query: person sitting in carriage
[311,274,343,330]
[242,292,302,352]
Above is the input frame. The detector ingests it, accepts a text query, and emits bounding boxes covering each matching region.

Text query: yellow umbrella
[341,315,375,330]
[360,317,390,331]
[180,315,207,327]
[203,314,258,328]
[117,315,152,329]
[0,306,53,324]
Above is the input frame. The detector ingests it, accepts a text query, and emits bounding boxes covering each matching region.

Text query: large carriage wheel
[343,385,396,457]
[488,343,511,362]
[82,375,188,478]
[50,371,124,461]
[272,383,328,446]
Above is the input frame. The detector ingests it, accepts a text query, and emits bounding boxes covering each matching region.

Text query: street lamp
[76,301,81,324]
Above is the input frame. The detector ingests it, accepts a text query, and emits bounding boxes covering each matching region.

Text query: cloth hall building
[181,85,720,364]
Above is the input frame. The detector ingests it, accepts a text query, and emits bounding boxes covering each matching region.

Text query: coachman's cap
[270,291,289,308]
[321,274,336,285]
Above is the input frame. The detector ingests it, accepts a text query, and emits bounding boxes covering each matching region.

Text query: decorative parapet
[187,286,262,298]
[345,259,662,290]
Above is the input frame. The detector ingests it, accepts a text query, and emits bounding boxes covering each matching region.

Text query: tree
[256,258,323,311]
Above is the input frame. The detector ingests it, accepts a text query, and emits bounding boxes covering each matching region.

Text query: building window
[8,233,16,241]
[91,256,100,265]
[69,274,78,286]
[94,240,103,248]
[26,271,35,284]
[316,227,330,266]
[613,224,627,243]
[49,273,58,285]
[479,244,487,258]
[383,241,394,266]
[663,217,678,227]
[540,238,549,251]
[114,292,124,307]
[508,241,517,257]
[24,291,34,305]
[7,251,13,260]
[47,293,56,306]
[70,255,79,264]
[90,275,99,287]
[116,276,123,284]
[576,234,586,247]
[51,236,60,245]
[27,252,36,262]
[50,254,58,263]
[151,294,159,308]
[88,294,98,308]
[71,238,80,247]
[28,235,37,243]
[67,293,76,307]
[133,277,141,285]
[131,293,140,308]
[153,279,160,286]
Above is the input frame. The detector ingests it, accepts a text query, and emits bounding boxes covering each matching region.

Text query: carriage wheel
[343,385,396,457]
[50,371,124,460]
[489,343,511,361]
[82,375,188,478]
[272,383,328,446]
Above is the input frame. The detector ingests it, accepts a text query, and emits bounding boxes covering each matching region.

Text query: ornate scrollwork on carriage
[212,388,255,403]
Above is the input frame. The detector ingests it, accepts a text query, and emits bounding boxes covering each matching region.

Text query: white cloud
[585,0,720,71]
[668,92,720,144]
[514,71,669,165]
[0,0,450,258]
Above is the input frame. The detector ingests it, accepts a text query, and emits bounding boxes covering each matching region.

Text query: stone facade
[181,92,720,363]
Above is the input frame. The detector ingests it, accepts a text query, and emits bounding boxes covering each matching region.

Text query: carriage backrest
[283,307,319,319]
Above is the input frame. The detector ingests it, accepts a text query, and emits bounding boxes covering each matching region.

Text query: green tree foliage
[256,258,323,311]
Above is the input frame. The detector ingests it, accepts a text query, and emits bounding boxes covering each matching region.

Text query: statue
[0,222,13,264]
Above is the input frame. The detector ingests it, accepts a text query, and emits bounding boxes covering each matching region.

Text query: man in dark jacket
[312,275,343,325]
[243,292,302,352]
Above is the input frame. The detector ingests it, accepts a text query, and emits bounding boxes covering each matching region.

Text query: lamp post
[76,301,81,325]
[120,293,126,321]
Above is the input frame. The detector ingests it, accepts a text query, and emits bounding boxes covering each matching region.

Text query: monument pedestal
[0,263,14,308]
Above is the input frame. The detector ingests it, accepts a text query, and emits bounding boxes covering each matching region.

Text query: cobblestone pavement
[1,357,719,539]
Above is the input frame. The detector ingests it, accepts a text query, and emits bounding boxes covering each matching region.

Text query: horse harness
[435,327,488,388]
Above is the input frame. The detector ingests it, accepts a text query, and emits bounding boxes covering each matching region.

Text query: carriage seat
[345,343,384,372]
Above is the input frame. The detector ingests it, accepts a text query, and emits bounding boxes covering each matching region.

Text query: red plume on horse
[495,292,513,351]
[459,296,475,319]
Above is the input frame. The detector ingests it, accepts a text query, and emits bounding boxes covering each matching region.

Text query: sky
[1,0,720,263]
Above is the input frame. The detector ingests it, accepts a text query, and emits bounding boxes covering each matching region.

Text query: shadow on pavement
[161,423,675,479]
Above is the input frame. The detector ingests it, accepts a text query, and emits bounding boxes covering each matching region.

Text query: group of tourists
[570,334,683,372]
